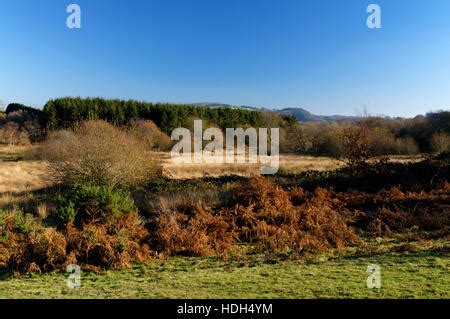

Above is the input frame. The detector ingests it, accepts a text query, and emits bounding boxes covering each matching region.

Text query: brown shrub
[129,119,172,151]
[337,184,450,236]
[153,204,236,257]
[152,177,360,257]
[0,208,152,274]
[366,209,403,237]
[0,211,66,273]
[230,178,303,216]
[65,213,151,271]
[364,200,450,237]
[14,229,67,273]
[296,188,360,250]
[228,178,360,255]
[0,246,10,269]
[43,120,160,188]
[289,187,307,206]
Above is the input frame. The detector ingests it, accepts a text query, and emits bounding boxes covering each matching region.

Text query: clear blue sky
[1,0,450,117]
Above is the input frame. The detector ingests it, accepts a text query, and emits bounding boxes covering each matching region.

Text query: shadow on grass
[341,245,450,261]
[0,185,62,211]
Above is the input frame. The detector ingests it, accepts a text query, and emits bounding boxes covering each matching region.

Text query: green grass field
[1,248,448,299]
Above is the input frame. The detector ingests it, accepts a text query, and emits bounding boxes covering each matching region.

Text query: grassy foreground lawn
[1,249,448,299]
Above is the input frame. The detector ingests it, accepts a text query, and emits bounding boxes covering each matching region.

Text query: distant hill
[190,102,234,108]
[278,107,359,123]
[190,102,258,111]
[191,103,359,123]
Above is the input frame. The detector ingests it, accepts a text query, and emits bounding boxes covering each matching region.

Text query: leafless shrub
[284,122,345,156]
[0,122,29,146]
[128,119,172,151]
[431,132,450,154]
[342,121,373,168]
[43,120,160,188]
[395,136,420,155]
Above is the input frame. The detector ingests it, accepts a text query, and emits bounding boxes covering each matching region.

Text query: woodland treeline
[1,98,449,155]
[42,97,287,133]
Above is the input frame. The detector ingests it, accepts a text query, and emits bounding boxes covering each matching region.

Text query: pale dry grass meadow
[0,145,424,196]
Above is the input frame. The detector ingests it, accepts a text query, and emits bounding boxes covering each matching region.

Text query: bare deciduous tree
[0,122,21,145]
[342,120,374,168]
